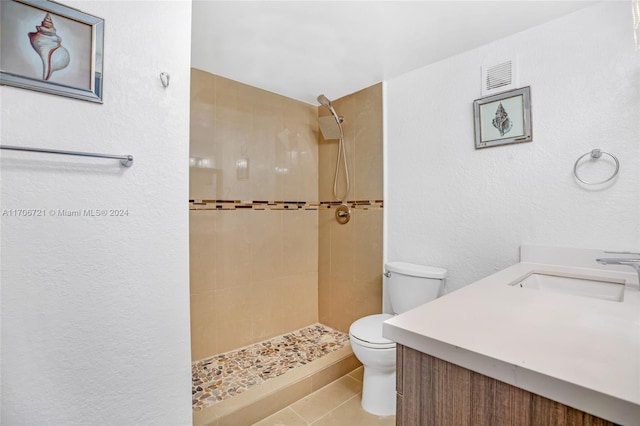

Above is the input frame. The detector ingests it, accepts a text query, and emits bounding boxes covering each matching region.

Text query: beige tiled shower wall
[189,69,319,360]
[318,84,384,332]
[190,69,319,202]
[189,69,383,359]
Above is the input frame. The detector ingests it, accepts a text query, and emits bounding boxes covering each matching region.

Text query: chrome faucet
[596,251,640,283]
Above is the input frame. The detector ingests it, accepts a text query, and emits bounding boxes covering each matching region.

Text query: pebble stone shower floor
[192,324,351,411]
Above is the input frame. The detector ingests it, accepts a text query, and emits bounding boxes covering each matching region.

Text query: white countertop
[383,259,640,425]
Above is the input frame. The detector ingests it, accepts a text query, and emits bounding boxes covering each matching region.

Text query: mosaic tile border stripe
[189,199,383,211]
[192,324,350,411]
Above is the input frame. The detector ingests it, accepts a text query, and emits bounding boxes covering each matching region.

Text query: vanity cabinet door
[396,345,614,426]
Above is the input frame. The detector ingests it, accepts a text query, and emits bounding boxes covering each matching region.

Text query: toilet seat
[349,314,395,349]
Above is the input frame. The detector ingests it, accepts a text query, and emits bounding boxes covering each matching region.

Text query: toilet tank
[386,262,447,314]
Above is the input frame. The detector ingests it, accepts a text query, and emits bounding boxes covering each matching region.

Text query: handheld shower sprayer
[317,95,339,121]
[317,94,331,109]
[317,94,350,202]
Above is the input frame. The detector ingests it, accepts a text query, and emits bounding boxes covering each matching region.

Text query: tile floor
[252,367,395,426]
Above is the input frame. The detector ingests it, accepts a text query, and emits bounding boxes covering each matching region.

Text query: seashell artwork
[492,102,513,137]
[28,13,70,81]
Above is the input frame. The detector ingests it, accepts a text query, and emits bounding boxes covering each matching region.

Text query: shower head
[317,94,341,124]
[317,94,332,109]
[318,116,341,140]
[316,94,344,140]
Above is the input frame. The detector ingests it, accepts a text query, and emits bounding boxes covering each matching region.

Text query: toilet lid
[349,314,395,347]
[386,262,447,279]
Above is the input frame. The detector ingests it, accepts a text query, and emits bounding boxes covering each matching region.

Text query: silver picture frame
[474,87,532,149]
[0,0,104,103]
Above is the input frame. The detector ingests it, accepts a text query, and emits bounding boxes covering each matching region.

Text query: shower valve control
[335,204,351,225]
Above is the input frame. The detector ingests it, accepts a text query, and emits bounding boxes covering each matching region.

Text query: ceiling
[191,1,596,105]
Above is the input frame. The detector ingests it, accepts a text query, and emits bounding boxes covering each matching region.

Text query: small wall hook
[160,72,170,88]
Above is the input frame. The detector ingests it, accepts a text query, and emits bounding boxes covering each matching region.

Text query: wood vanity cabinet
[395,344,615,426]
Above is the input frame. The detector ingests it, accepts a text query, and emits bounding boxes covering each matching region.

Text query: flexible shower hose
[333,119,350,201]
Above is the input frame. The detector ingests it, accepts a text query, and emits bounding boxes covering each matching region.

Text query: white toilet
[349,262,447,416]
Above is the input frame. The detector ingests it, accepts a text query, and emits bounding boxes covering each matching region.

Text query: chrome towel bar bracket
[573,149,618,185]
[0,145,134,167]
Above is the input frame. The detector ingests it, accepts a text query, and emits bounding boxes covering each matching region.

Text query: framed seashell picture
[0,0,104,103]
[473,87,532,149]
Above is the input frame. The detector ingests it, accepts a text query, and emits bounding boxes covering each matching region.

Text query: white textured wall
[385,2,640,293]
[0,1,193,424]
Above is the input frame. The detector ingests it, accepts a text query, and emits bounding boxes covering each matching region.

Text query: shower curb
[193,344,359,426]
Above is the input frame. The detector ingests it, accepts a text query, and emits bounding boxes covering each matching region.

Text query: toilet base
[360,366,396,416]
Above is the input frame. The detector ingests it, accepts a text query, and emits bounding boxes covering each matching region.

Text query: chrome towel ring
[573,149,619,185]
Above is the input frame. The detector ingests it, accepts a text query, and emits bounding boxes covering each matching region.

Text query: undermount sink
[511,272,625,302]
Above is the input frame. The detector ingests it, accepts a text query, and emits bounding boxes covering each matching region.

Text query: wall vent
[481,59,518,95]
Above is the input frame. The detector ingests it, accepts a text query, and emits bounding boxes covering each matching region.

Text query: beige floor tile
[250,367,395,426]
[348,366,364,382]
[311,395,395,426]
[253,407,308,426]
[289,376,361,423]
